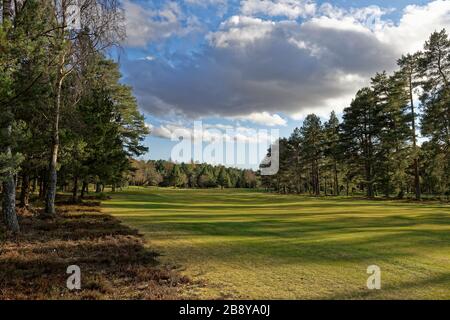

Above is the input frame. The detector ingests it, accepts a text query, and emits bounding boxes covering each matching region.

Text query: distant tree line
[129,160,258,189]
[0,1,148,233]
[261,30,450,200]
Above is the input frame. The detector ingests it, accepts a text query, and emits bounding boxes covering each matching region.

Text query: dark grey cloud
[122,1,450,119]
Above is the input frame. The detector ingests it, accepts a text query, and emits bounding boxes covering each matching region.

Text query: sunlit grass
[103,187,450,299]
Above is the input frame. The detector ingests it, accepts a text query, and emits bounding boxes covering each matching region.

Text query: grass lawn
[103,187,450,299]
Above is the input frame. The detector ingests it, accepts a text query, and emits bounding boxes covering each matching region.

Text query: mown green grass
[103,187,450,299]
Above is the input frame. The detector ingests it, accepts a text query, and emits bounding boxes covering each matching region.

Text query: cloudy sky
[118,0,450,166]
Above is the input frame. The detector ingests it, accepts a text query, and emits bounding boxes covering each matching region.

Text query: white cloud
[233,112,287,126]
[240,0,316,19]
[318,3,393,30]
[290,94,353,120]
[208,15,276,48]
[123,0,201,47]
[375,0,450,54]
[148,122,277,144]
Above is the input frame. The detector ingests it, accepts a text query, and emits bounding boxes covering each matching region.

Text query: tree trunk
[333,161,339,195]
[385,178,390,198]
[72,176,78,203]
[45,147,58,216]
[32,177,37,193]
[409,75,421,200]
[413,159,420,199]
[80,181,88,198]
[367,184,374,198]
[315,162,320,196]
[96,182,101,193]
[365,159,374,198]
[2,178,19,233]
[1,119,19,232]
[45,73,63,216]
[20,173,30,208]
[39,176,44,199]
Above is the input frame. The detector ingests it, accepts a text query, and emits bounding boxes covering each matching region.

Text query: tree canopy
[261,29,450,200]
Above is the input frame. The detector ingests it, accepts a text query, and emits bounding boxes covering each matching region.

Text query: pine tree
[197,165,217,188]
[0,0,21,232]
[289,128,305,194]
[398,53,422,200]
[217,167,231,189]
[341,88,382,198]
[300,114,323,196]
[324,111,341,195]
[169,165,187,188]
[419,29,450,196]
[371,72,410,198]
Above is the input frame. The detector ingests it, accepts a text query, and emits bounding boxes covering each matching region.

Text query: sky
[117,0,450,168]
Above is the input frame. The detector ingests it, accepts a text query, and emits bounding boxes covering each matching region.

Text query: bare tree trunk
[413,159,420,199]
[1,114,19,232]
[20,172,30,208]
[80,181,88,199]
[45,144,58,215]
[410,78,421,200]
[365,161,374,198]
[32,177,37,193]
[45,71,63,216]
[333,161,339,195]
[39,176,44,198]
[314,161,320,196]
[2,178,19,233]
[72,176,78,203]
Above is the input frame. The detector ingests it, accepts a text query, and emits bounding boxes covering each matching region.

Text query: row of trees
[0,1,148,233]
[261,30,449,199]
[129,160,259,189]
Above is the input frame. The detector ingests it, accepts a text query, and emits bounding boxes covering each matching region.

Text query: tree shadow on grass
[105,190,450,298]
[133,213,450,299]
[120,211,450,268]
[107,189,450,209]
[0,202,190,300]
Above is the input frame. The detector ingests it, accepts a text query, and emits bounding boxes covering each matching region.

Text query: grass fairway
[103,187,450,299]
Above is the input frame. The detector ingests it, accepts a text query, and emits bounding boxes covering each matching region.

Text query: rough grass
[104,187,450,300]
[0,198,190,300]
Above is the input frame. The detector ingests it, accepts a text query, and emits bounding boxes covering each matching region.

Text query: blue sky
[117,0,450,167]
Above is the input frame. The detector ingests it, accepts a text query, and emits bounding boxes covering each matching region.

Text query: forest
[261,29,450,200]
[129,159,258,189]
[0,0,148,233]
